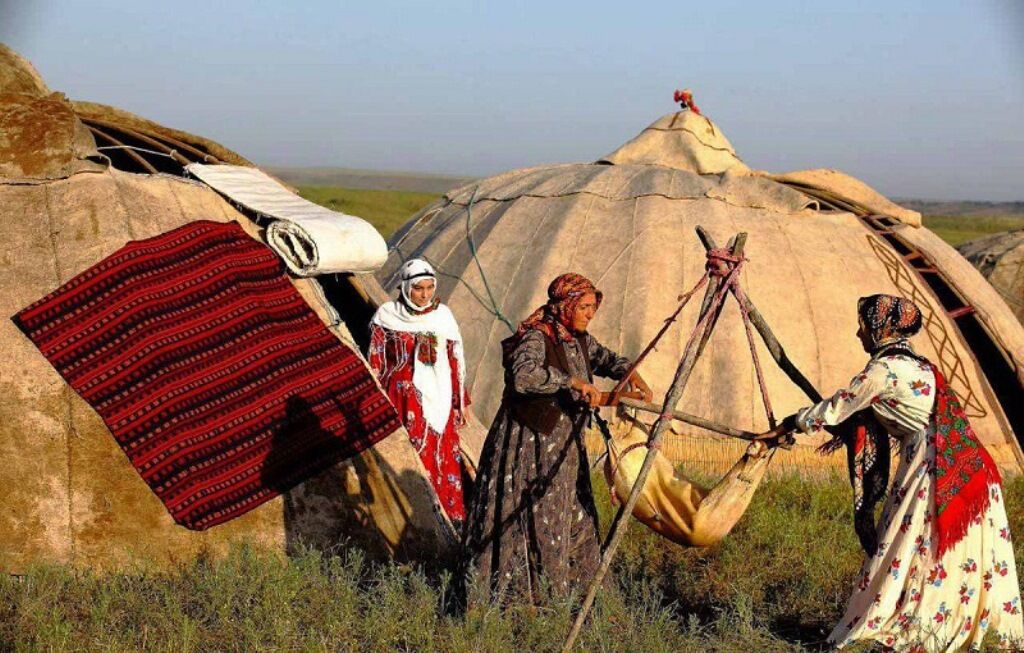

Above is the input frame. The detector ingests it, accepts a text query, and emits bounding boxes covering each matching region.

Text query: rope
[602,240,780,454]
[95,145,180,161]
[734,282,777,429]
[463,187,515,333]
[607,266,711,399]
[401,187,516,334]
[607,244,737,399]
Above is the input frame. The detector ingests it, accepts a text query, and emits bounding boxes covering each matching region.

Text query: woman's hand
[755,413,799,441]
[570,377,603,408]
[627,371,654,403]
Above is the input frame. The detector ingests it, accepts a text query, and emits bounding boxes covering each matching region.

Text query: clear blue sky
[3,1,1022,200]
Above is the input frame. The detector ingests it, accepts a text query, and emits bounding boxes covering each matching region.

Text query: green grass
[297,186,441,239]
[923,214,1024,247]
[4,475,1022,652]
[7,191,1017,650]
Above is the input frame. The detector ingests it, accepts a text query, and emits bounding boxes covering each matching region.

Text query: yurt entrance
[318,270,482,495]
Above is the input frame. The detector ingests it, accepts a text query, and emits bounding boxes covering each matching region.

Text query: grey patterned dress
[463,328,630,602]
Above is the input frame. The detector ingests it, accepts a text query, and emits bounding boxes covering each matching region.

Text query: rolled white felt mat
[186,163,388,275]
[265,213,387,276]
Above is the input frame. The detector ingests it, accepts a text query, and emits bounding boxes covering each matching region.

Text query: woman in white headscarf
[369,259,469,526]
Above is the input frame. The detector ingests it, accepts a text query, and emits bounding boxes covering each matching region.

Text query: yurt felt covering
[959,229,1024,324]
[1,47,451,571]
[2,167,454,572]
[380,111,1024,478]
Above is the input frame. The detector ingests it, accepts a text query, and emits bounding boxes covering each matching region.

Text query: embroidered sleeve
[368,324,414,385]
[368,323,388,379]
[454,339,470,408]
[449,339,471,409]
[795,361,893,434]
[510,330,571,395]
[585,334,632,380]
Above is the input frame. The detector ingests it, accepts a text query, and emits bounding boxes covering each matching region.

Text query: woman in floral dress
[369,259,469,527]
[765,294,1022,651]
[462,273,651,603]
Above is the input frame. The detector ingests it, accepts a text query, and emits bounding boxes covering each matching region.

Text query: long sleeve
[368,323,387,378]
[449,339,471,411]
[795,360,895,435]
[584,333,632,380]
[452,324,469,408]
[510,330,571,395]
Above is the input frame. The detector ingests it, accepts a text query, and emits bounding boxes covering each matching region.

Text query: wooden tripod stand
[562,227,824,652]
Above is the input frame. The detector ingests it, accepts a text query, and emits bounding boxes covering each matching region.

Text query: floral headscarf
[857,294,923,353]
[511,273,602,346]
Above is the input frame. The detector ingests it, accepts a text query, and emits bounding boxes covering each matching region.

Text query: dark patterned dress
[463,329,630,602]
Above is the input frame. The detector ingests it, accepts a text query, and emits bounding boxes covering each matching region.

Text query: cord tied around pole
[706,247,745,278]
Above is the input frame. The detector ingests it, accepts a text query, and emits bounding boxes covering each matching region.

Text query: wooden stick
[82,117,219,164]
[616,397,760,440]
[562,229,740,653]
[693,232,822,404]
[87,125,158,174]
[733,292,822,403]
[107,125,194,167]
[694,231,746,361]
[605,230,737,403]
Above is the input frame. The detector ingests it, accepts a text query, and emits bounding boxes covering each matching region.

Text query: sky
[3,0,1022,201]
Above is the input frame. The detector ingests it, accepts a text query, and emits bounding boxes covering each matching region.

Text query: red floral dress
[369,325,469,522]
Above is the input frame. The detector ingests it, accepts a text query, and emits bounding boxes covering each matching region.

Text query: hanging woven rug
[13,220,400,530]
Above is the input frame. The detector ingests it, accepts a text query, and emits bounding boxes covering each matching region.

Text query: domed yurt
[378,105,1024,479]
[959,229,1024,324]
[0,44,463,573]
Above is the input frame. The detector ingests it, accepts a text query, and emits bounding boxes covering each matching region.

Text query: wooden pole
[733,294,822,403]
[693,230,746,361]
[561,230,744,653]
[87,125,159,174]
[616,397,760,440]
[111,126,194,167]
[81,117,220,165]
[605,232,737,402]
[692,232,822,404]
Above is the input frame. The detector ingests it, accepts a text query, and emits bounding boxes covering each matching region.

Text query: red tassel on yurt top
[674,88,701,115]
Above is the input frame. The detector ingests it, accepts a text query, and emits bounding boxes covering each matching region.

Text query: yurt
[378,106,1024,478]
[0,44,469,573]
[959,229,1024,324]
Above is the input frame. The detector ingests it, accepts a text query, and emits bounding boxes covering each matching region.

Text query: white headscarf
[371,258,465,434]
[372,260,459,339]
[399,259,438,314]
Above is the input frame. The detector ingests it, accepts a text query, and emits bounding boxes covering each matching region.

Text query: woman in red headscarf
[762,294,1022,651]
[462,273,651,603]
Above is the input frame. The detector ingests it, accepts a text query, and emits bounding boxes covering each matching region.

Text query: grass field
[4,475,1021,651]
[297,186,441,239]
[4,189,1021,651]
[923,215,1024,247]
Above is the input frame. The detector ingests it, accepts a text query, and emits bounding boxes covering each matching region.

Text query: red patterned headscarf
[857,294,923,352]
[513,273,603,345]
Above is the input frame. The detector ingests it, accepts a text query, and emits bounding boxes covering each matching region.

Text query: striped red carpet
[13,220,400,530]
